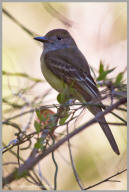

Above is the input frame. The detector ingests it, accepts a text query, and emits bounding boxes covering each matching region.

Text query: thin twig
[67,124,84,190]
[17,144,20,168]
[110,111,127,124]
[37,163,53,190]
[51,137,58,190]
[2,9,37,37]
[84,169,127,190]
[43,3,74,27]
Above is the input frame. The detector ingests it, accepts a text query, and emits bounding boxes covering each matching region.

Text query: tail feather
[89,105,120,155]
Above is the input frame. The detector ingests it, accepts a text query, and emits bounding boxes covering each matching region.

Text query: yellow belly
[40,58,85,102]
[41,59,67,92]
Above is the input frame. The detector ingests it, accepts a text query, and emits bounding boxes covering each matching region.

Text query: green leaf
[34,138,44,150]
[36,110,41,118]
[59,114,69,125]
[97,68,115,81]
[107,67,116,73]
[14,168,28,179]
[115,72,124,85]
[99,61,104,74]
[34,121,41,133]
[36,110,46,122]
[57,93,65,104]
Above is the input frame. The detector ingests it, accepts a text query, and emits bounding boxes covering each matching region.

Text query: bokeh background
[2,2,127,190]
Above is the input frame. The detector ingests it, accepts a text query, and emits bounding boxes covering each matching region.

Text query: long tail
[88,105,120,155]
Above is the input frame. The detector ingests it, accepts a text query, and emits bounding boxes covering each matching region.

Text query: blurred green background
[2,2,127,190]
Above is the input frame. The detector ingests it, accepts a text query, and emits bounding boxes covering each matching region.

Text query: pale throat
[43,43,75,54]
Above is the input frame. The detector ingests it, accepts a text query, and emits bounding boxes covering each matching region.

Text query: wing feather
[44,48,100,99]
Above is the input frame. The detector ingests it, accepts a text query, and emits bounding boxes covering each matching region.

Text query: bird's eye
[57,36,62,40]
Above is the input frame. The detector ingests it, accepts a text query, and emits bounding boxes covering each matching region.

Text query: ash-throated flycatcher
[34,29,120,155]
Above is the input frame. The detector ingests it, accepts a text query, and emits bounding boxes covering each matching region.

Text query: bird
[34,28,120,155]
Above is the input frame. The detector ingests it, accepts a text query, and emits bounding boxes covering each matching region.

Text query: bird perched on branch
[34,29,120,155]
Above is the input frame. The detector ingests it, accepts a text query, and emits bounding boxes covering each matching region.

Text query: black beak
[34,36,48,43]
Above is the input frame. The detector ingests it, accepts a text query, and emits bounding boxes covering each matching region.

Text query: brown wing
[44,47,100,100]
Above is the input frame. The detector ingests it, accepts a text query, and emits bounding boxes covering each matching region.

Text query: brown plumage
[34,29,120,155]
